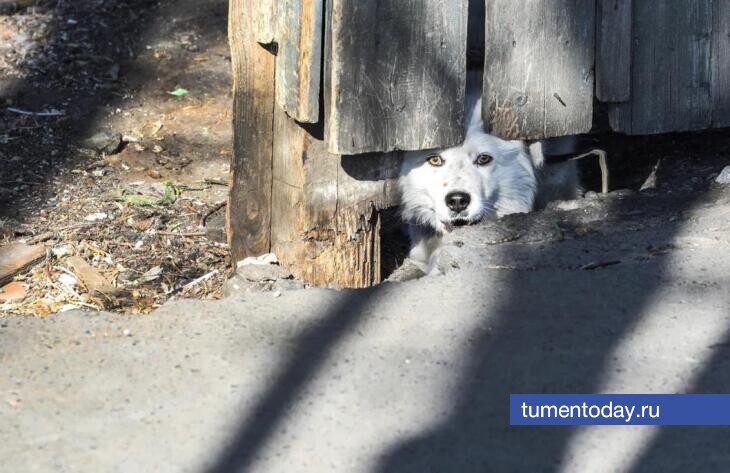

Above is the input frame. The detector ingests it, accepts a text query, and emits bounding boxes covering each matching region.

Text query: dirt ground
[2,0,730,317]
[1,0,233,315]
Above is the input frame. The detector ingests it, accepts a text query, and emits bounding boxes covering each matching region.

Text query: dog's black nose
[445,191,470,213]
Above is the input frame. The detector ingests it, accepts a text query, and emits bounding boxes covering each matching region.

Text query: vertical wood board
[596,0,632,102]
[275,0,323,123]
[609,0,713,134]
[543,0,596,138]
[483,0,595,140]
[227,0,276,262]
[713,0,730,127]
[326,0,468,154]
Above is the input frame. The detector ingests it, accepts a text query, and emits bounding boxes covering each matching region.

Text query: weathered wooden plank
[483,0,595,140]
[610,1,712,134]
[596,0,632,102]
[0,243,45,287]
[227,0,277,263]
[483,0,544,139]
[543,0,596,138]
[713,0,730,127]
[66,256,123,297]
[254,0,277,45]
[326,0,468,154]
[270,105,399,288]
[275,0,323,123]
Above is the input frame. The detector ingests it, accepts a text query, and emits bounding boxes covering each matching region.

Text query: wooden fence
[227,0,730,287]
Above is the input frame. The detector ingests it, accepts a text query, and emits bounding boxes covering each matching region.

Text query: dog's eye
[475,153,493,166]
[427,155,443,167]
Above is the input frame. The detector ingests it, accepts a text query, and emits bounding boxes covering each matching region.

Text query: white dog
[399,92,579,272]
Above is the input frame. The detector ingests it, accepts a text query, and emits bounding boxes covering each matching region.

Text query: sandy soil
[1,0,233,314]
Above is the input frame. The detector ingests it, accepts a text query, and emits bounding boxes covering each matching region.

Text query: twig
[156,231,207,237]
[26,232,54,245]
[203,201,227,226]
[204,178,229,186]
[57,222,97,232]
[580,260,621,271]
[181,270,219,291]
[6,107,65,117]
[571,149,609,194]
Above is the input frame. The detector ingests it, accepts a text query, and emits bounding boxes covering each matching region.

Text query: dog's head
[399,99,537,234]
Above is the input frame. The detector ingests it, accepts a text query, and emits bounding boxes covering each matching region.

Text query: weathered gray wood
[227,0,276,262]
[596,0,632,102]
[483,0,595,140]
[254,0,276,45]
[326,0,468,154]
[544,0,596,138]
[275,0,323,123]
[609,1,713,134]
[713,0,730,128]
[482,0,544,139]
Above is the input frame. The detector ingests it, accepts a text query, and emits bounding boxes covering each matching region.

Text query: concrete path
[2,173,730,472]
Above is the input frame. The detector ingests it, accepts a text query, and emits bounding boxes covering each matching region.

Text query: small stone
[238,253,279,267]
[236,263,292,282]
[715,166,730,184]
[122,329,132,337]
[82,132,123,155]
[274,278,305,291]
[554,200,587,211]
[58,304,80,313]
[52,245,71,258]
[84,212,108,222]
[0,281,27,303]
[58,273,78,287]
[640,160,661,191]
[610,188,635,198]
[584,191,598,200]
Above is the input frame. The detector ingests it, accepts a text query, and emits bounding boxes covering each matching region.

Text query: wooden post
[227,0,401,287]
[227,0,277,263]
[270,106,399,288]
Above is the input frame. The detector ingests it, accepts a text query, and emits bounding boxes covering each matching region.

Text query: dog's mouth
[442,217,474,233]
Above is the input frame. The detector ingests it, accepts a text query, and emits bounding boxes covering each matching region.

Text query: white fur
[399,97,578,272]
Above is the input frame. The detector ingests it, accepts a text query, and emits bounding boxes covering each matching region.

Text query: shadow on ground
[205,131,730,472]
[0,0,229,218]
[0,0,233,314]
